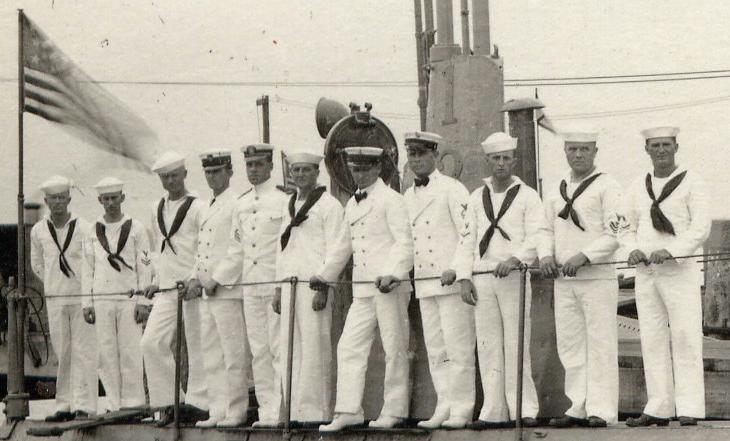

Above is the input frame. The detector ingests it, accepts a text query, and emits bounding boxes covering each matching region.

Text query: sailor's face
[44,191,71,216]
[158,167,187,194]
[348,162,381,190]
[564,142,597,175]
[406,146,438,178]
[290,163,319,190]
[645,137,678,169]
[486,151,515,180]
[98,192,124,216]
[204,165,232,194]
[246,158,273,186]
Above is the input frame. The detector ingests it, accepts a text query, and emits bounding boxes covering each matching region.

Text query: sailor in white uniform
[623,126,710,427]
[140,151,209,426]
[447,132,544,428]
[31,175,97,421]
[538,129,623,428]
[185,150,250,428]
[81,177,151,411]
[211,144,289,427]
[402,132,475,429]
[274,151,344,423]
[315,147,413,432]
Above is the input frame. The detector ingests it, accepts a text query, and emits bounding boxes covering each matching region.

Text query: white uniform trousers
[280,286,332,421]
[243,294,281,422]
[473,273,539,421]
[200,297,250,421]
[142,293,208,409]
[635,264,705,418]
[94,300,145,410]
[47,303,98,413]
[419,293,476,420]
[334,289,410,418]
[554,278,618,423]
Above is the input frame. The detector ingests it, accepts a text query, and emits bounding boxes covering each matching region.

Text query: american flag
[21,13,157,171]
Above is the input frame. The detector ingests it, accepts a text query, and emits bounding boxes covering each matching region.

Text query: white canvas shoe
[442,416,469,429]
[368,415,404,429]
[417,411,449,429]
[319,413,364,432]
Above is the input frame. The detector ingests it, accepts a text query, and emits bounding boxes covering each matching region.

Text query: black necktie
[280,186,328,251]
[479,184,521,258]
[46,219,77,278]
[645,171,687,236]
[157,196,196,254]
[414,176,429,187]
[209,198,216,207]
[557,173,603,231]
[355,191,368,203]
[95,220,134,272]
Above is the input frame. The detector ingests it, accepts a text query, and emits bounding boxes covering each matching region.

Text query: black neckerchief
[95,219,134,272]
[46,218,77,278]
[479,184,521,258]
[157,195,196,254]
[645,170,687,236]
[558,173,603,231]
[280,186,327,251]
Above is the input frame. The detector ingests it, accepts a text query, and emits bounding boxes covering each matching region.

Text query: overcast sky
[2,1,730,223]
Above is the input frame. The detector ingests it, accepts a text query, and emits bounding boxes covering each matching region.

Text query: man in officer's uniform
[447,132,544,428]
[31,175,97,421]
[623,126,710,427]
[81,177,151,411]
[314,146,413,432]
[211,144,289,427]
[274,151,344,424]
[402,132,475,429]
[185,150,250,428]
[141,151,209,426]
[538,129,623,428]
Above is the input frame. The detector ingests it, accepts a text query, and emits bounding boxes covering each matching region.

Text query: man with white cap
[446,132,544,428]
[182,150,250,428]
[313,146,413,432]
[273,150,344,424]
[31,175,97,421]
[140,151,208,426]
[537,129,623,428]
[81,177,151,411]
[210,144,289,427]
[402,132,475,429]
[623,126,710,427]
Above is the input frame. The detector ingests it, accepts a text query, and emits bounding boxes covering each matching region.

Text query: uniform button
[253,210,257,214]
[361,236,365,239]
[415,251,419,255]
[253,261,258,265]
[412,222,416,227]
[252,244,256,248]
[255,197,259,201]
[426,221,430,225]
[428,236,431,239]
[252,227,256,231]
[418,264,422,268]
[429,249,432,253]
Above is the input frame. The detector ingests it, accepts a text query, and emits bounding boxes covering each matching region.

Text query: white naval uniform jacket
[191,187,241,299]
[452,176,546,280]
[538,171,624,280]
[81,215,153,307]
[320,179,413,298]
[621,167,711,270]
[404,170,469,297]
[213,179,289,296]
[31,214,89,307]
[149,193,205,291]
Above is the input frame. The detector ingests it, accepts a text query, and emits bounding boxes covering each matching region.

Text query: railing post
[514,264,528,441]
[173,283,185,441]
[283,277,298,440]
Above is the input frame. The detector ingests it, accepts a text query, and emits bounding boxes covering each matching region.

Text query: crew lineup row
[29,125,709,431]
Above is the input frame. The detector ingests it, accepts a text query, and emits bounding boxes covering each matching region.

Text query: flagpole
[7,8,30,421]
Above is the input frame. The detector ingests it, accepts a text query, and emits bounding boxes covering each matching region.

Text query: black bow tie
[355,191,368,203]
[414,176,429,187]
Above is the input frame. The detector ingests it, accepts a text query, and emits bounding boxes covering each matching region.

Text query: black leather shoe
[181,405,209,424]
[73,410,92,420]
[521,417,539,428]
[625,414,669,427]
[466,420,506,429]
[45,411,75,422]
[678,416,698,426]
[549,415,587,428]
[587,416,607,428]
[155,407,175,427]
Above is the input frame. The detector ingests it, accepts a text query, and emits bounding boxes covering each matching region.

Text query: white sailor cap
[152,151,186,174]
[562,129,598,144]
[404,131,442,150]
[287,151,323,166]
[481,132,518,155]
[344,146,384,164]
[241,143,274,162]
[40,175,72,195]
[640,126,680,140]
[199,149,232,169]
[94,177,124,195]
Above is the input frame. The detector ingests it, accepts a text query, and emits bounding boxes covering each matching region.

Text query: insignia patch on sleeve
[609,213,630,235]
[141,251,151,266]
[234,228,241,243]
[460,222,471,238]
[460,203,468,219]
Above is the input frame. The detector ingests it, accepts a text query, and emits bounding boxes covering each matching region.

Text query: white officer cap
[344,146,384,164]
[287,151,323,166]
[199,149,232,170]
[640,126,680,140]
[94,177,124,195]
[481,132,518,155]
[152,151,186,174]
[40,175,72,195]
[241,144,274,162]
[404,131,442,150]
